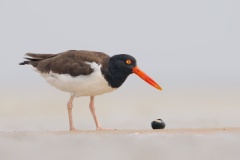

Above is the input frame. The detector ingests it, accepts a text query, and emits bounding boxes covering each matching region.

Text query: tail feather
[19,61,30,65]
[19,53,56,65]
[26,53,55,59]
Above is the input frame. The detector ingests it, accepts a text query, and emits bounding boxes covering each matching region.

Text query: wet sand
[1,127,239,135]
[52,127,240,134]
[1,128,240,160]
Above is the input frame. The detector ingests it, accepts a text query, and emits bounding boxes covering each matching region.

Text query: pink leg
[67,96,76,131]
[89,96,103,130]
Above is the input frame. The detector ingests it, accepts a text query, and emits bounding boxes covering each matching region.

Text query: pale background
[1,0,240,131]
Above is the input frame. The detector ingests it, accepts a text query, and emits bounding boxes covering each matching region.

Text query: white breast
[39,62,116,97]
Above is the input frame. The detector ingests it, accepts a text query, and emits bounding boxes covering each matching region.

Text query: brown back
[22,50,110,77]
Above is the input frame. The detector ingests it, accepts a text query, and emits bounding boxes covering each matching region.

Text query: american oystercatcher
[20,50,162,131]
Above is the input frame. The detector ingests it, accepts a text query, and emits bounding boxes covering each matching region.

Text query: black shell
[151,119,166,129]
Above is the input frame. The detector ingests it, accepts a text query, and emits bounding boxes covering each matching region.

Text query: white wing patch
[39,62,116,97]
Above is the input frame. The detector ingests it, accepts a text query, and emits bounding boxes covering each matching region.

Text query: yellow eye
[126,59,132,64]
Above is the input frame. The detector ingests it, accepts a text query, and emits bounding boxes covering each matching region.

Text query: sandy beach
[1,127,239,135]
[1,90,239,160]
[1,91,240,160]
[1,128,240,160]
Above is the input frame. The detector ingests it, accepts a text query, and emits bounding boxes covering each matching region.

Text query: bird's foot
[70,127,77,131]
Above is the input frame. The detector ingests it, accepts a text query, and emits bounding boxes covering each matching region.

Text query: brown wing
[21,50,110,77]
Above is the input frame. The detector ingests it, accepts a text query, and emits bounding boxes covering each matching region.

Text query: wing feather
[20,50,110,77]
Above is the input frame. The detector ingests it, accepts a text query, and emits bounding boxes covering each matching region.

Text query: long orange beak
[132,66,162,91]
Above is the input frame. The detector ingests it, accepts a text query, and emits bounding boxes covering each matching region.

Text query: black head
[109,54,137,74]
[102,54,137,88]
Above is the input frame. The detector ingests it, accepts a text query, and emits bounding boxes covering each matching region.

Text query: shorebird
[20,50,162,131]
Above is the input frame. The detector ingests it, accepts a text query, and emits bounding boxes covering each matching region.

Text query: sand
[1,128,240,160]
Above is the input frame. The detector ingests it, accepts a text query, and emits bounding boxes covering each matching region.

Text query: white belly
[39,62,116,97]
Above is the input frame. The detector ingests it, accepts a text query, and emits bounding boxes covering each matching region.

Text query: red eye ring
[126,59,132,64]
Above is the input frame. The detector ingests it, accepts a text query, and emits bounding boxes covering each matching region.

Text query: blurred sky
[0,0,240,130]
